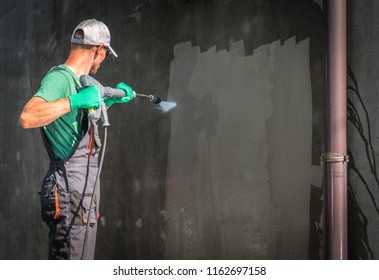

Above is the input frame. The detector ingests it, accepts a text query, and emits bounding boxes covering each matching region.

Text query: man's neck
[64,49,95,77]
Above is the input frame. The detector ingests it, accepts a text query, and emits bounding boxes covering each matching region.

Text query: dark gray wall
[0,0,324,259]
[347,0,379,260]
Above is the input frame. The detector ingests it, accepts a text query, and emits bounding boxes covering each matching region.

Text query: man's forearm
[19,96,72,128]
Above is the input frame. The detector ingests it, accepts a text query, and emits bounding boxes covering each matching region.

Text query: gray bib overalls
[39,69,102,259]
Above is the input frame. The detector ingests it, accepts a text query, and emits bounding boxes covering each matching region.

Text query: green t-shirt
[34,64,82,159]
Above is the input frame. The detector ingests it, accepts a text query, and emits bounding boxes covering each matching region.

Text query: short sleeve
[34,71,71,102]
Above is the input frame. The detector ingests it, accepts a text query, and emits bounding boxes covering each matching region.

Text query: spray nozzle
[135,93,161,104]
[149,95,161,104]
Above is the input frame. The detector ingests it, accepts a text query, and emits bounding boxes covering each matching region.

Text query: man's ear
[93,45,103,60]
[93,49,100,60]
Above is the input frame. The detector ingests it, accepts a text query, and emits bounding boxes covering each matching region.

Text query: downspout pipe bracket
[321,153,349,164]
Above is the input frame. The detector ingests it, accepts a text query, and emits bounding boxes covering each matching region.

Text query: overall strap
[52,66,81,91]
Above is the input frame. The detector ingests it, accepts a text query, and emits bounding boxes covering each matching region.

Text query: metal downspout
[322,0,348,260]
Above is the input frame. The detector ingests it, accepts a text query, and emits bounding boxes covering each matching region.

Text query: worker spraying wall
[0,0,324,259]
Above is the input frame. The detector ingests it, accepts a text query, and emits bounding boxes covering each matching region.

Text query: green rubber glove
[104,82,135,107]
[69,86,101,111]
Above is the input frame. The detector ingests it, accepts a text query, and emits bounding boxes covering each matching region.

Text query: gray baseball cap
[71,19,118,57]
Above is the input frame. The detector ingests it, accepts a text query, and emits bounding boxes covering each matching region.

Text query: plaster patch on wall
[164,37,321,259]
[100,216,107,226]
[135,218,143,228]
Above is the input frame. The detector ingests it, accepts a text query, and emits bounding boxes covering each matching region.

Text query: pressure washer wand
[104,88,161,104]
[135,93,161,104]
[80,75,162,126]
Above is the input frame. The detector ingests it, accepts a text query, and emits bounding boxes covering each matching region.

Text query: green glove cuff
[69,86,100,111]
[116,82,134,99]
[104,82,135,107]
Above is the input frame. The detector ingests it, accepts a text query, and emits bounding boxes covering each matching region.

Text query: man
[19,19,134,259]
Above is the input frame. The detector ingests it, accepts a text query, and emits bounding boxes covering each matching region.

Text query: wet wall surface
[0,0,323,259]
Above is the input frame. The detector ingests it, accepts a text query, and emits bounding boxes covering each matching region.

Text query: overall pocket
[70,192,97,225]
[39,174,61,222]
[81,194,98,225]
